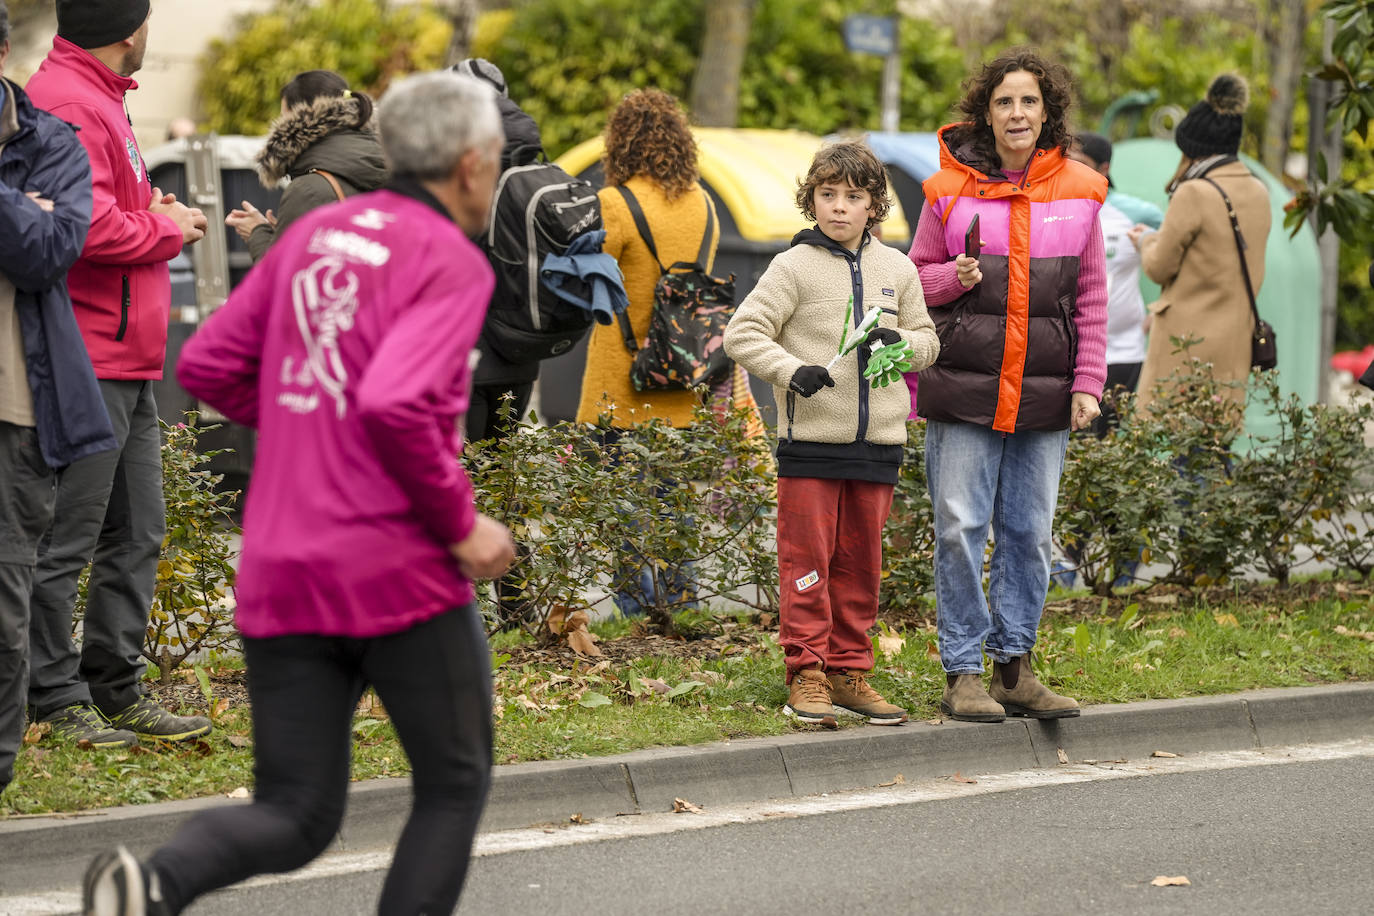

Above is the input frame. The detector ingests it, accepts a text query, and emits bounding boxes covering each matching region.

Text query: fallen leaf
[924,717,944,726]
[211,698,231,720]
[22,722,47,745]
[1213,613,1239,628]
[547,605,571,635]
[76,739,93,751]
[569,813,585,825]
[878,633,906,656]
[673,797,704,814]
[1150,875,1190,887]
[25,747,51,764]
[758,613,776,628]
[227,735,252,748]
[563,611,603,657]
[1056,748,1070,765]
[578,691,612,708]
[878,774,906,787]
[950,772,978,784]
[925,641,941,660]
[1147,595,1179,606]
[1168,627,1189,639]
[227,787,250,799]
[1334,625,1374,641]
[1151,750,1179,758]
[640,677,671,695]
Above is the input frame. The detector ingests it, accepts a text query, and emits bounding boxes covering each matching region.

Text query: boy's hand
[865,327,901,349]
[789,365,835,398]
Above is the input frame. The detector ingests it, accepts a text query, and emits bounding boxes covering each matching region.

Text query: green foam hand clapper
[826,298,883,372]
[863,340,914,388]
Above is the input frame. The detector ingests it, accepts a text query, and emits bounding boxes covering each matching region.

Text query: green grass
[3,586,1371,817]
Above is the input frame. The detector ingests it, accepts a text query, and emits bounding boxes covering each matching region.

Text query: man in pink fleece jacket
[80,72,515,916]
[24,0,210,749]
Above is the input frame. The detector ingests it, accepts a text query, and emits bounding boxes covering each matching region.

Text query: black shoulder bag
[1199,175,1277,372]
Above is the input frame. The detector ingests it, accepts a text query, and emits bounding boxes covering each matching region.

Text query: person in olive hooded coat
[225,70,388,262]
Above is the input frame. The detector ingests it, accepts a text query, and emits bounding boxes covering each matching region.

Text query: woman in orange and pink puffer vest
[907,49,1108,724]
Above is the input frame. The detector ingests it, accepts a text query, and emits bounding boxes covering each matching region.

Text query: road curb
[2,683,1371,898]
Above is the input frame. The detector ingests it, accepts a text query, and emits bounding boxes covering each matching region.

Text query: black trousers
[0,422,56,792]
[147,604,493,915]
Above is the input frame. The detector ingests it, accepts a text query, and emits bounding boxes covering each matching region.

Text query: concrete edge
[2,682,1372,897]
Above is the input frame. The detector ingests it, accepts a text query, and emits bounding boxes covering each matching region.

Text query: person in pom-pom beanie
[1129,72,1272,422]
[24,0,215,751]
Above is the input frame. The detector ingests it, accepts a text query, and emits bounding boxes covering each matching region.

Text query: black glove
[865,327,901,348]
[789,365,835,398]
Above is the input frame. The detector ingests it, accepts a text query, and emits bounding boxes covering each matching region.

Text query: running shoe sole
[834,704,909,725]
[83,845,144,916]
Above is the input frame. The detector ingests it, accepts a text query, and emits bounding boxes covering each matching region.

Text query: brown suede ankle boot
[989,656,1080,719]
[940,673,1006,722]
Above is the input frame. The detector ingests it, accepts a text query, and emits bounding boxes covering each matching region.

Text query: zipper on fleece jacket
[115,274,130,342]
[845,250,871,442]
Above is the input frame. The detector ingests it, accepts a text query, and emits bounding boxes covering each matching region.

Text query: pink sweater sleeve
[907,202,968,308]
[1070,213,1108,400]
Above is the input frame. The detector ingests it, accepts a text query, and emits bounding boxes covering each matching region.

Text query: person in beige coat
[725,139,938,728]
[1130,73,1270,413]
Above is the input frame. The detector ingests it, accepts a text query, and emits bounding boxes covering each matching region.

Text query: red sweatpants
[776,476,894,682]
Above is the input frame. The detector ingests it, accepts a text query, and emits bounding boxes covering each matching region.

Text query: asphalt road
[177,750,1374,916]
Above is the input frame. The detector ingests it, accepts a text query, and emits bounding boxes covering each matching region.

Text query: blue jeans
[925,421,1069,674]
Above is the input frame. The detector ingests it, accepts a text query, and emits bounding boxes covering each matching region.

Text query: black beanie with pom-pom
[1174,73,1250,159]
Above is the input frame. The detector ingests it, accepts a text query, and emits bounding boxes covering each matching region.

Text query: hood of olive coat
[256,94,388,190]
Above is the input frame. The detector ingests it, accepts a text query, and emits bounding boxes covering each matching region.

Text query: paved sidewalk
[1,682,1371,900]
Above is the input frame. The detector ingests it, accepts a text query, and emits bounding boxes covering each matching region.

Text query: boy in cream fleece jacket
[724,139,939,726]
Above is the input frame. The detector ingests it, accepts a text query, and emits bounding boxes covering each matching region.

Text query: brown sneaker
[989,656,1080,719]
[784,668,837,728]
[827,671,908,725]
[940,673,1006,722]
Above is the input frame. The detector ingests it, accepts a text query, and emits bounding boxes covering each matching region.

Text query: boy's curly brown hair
[945,47,1076,169]
[795,138,892,230]
[602,89,699,200]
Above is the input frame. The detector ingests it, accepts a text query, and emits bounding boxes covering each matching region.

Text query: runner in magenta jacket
[81,73,516,916]
[25,34,183,379]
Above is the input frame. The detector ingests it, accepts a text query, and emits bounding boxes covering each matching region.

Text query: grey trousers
[27,380,165,720]
[0,422,56,790]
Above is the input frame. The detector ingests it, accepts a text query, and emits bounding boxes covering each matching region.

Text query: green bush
[466,400,778,637]
[73,419,242,684]
[197,0,453,135]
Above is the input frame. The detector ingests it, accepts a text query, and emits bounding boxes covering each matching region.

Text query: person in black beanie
[25,0,213,750]
[1127,73,1271,423]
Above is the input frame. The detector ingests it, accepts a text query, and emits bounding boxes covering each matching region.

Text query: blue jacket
[0,77,115,468]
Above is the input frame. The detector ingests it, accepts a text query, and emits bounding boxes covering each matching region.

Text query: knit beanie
[57,0,150,49]
[451,58,507,98]
[1174,73,1249,160]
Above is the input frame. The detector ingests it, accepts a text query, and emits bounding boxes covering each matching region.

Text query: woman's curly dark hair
[602,89,699,200]
[795,139,892,229]
[946,48,1075,169]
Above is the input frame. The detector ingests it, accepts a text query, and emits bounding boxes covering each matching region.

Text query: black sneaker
[105,697,211,742]
[83,846,171,916]
[41,705,139,748]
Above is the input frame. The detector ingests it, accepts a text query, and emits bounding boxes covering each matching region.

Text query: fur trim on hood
[256,94,372,187]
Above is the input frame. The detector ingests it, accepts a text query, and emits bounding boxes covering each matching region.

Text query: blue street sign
[843,15,897,56]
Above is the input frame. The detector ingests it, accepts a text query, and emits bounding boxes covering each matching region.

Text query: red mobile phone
[964,214,980,258]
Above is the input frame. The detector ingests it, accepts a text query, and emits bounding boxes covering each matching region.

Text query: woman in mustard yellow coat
[576,89,760,615]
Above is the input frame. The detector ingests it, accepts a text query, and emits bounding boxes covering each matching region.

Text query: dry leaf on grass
[925,642,941,660]
[226,787,250,799]
[673,797,704,814]
[877,633,905,656]
[563,610,603,657]
[950,772,978,784]
[1213,613,1240,628]
[22,722,47,745]
[1151,750,1179,758]
[227,735,252,748]
[1334,625,1374,641]
[1056,748,1070,765]
[1150,875,1191,887]
[878,774,906,787]
[1147,595,1179,606]
[639,677,671,695]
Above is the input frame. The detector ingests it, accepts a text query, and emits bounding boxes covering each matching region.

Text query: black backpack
[480,161,602,363]
[614,187,736,391]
